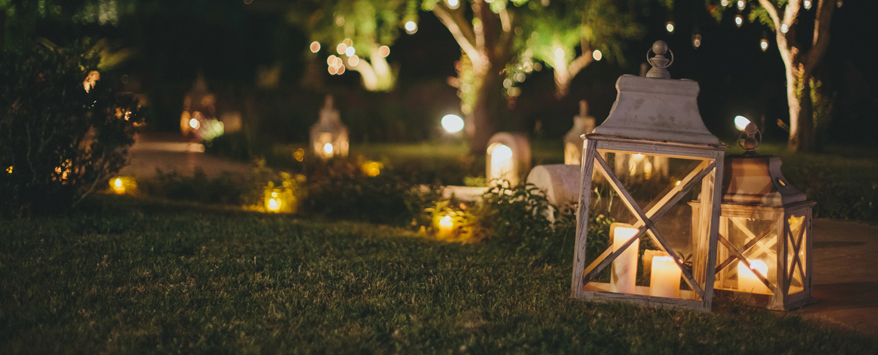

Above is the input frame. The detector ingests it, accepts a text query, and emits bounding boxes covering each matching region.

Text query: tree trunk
[468,65,501,154]
[786,65,816,152]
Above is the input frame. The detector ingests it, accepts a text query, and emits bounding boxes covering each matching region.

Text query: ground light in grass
[109,176,136,195]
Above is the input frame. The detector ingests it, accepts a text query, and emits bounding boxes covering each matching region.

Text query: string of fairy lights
[664,0,842,52]
[312,0,844,77]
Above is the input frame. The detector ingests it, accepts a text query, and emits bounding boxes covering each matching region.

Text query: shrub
[0,42,144,216]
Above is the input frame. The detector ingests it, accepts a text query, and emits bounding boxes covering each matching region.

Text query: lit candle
[611,225,640,294]
[437,215,454,239]
[650,255,681,298]
[112,178,125,194]
[737,259,770,294]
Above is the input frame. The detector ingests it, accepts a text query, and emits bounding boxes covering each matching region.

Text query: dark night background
[10,0,878,147]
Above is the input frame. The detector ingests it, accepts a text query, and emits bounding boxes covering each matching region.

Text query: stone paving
[120,132,251,179]
[797,218,878,335]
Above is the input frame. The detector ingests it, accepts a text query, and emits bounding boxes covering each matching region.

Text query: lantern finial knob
[646,40,674,79]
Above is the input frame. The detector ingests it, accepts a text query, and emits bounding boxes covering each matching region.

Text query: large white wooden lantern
[572,41,725,311]
[310,95,349,160]
[706,124,815,310]
[486,132,531,186]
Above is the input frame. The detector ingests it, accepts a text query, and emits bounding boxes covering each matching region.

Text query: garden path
[798,218,878,335]
[120,132,251,179]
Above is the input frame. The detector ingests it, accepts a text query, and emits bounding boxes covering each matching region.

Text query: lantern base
[578,282,709,312]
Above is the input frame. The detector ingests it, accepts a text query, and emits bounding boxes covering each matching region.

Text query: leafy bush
[471,182,577,261]
[303,157,414,224]
[141,169,247,206]
[0,42,144,216]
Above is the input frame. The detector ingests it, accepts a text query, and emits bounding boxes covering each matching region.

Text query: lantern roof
[592,75,721,146]
[592,41,721,147]
[721,155,809,207]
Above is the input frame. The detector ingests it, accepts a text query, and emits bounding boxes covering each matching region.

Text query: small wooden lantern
[572,41,725,311]
[486,132,531,186]
[564,100,595,165]
[310,95,349,160]
[705,124,815,310]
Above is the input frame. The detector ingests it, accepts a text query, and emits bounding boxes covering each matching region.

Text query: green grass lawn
[2,196,876,354]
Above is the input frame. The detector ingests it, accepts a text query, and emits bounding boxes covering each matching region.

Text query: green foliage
[473,182,576,260]
[303,156,414,224]
[141,169,248,206]
[1,197,876,353]
[0,41,144,216]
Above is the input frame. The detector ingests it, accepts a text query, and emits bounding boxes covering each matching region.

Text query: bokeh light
[592,50,602,61]
[309,41,320,53]
[441,114,465,133]
[405,21,417,34]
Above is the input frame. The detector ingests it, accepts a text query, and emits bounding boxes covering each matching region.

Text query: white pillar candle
[611,226,640,294]
[737,259,770,294]
[650,255,681,298]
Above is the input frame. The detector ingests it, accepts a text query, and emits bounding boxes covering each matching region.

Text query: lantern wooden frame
[573,137,725,311]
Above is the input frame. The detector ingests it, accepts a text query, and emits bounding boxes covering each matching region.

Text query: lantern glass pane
[718,217,777,294]
[788,215,807,294]
[580,150,716,300]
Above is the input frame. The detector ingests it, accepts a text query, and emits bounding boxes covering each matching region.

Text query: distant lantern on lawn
[310,95,349,160]
[704,123,815,311]
[486,132,531,186]
[564,100,596,165]
[572,41,726,311]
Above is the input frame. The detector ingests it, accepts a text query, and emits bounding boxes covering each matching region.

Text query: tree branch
[432,3,480,62]
[803,0,835,76]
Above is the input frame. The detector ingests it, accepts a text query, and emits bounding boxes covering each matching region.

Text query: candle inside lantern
[650,255,681,298]
[438,215,454,239]
[611,225,640,294]
[490,144,514,182]
[737,259,770,294]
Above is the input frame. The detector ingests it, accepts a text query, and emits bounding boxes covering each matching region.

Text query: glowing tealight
[736,0,745,10]
[111,177,126,194]
[804,0,812,10]
[734,115,751,131]
[447,0,460,9]
[378,45,390,57]
[404,21,417,34]
[693,34,702,48]
[309,41,320,53]
[189,118,199,129]
[666,22,675,33]
[441,114,465,133]
[268,198,281,212]
[760,38,769,51]
[780,24,788,34]
[592,49,602,61]
[735,14,743,27]
[323,143,334,155]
